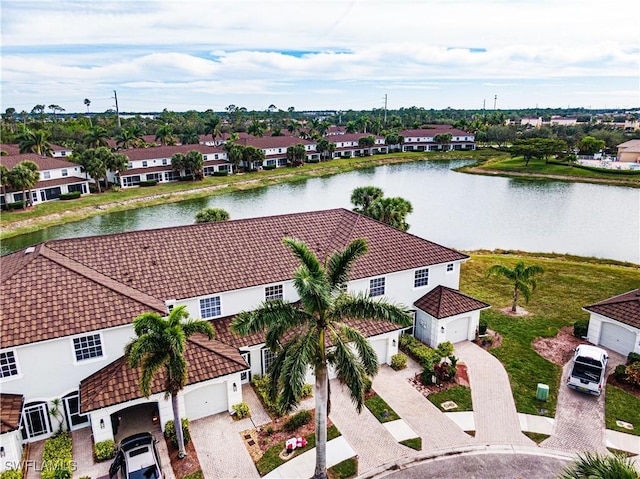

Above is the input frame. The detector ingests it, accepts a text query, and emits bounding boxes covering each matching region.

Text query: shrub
[627,352,640,365]
[624,362,640,388]
[94,439,116,461]
[436,341,454,358]
[363,376,372,394]
[573,320,589,338]
[110,185,122,192]
[478,317,488,335]
[421,367,435,385]
[163,418,191,448]
[433,361,456,383]
[213,170,228,176]
[300,383,313,398]
[390,353,408,371]
[614,364,628,381]
[265,426,274,436]
[251,374,280,416]
[343,152,352,158]
[59,191,81,200]
[399,335,441,368]
[0,469,22,479]
[232,402,251,419]
[41,431,73,479]
[3,201,25,211]
[283,410,312,433]
[263,165,277,170]
[307,158,320,163]
[178,175,194,181]
[138,180,158,187]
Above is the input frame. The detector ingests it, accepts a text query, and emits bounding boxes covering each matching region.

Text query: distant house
[400,127,475,152]
[584,289,640,356]
[549,116,578,127]
[520,117,543,128]
[0,208,485,460]
[0,153,90,207]
[330,133,387,158]
[616,139,640,163]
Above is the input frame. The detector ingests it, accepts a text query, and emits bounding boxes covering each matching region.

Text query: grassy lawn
[467,155,640,186]
[364,394,401,423]
[256,425,340,476]
[460,252,640,417]
[427,385,473,412]
[605,385,640,436]
[328,457,358,479]
[523,432,551,444]
[1,150,494,239]
[399,437,422,451]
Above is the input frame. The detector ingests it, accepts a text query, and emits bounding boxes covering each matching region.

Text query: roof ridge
[324,209,360,257]
[40,245,165,313]
[187,335,248,369]
[0,244,43,283]
[586,288,640,308]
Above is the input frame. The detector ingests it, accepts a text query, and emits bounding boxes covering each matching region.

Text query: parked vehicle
[109,432,163,479]
[566,345,608,396]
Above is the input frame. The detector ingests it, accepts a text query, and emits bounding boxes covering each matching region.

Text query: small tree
[7,161,40,208]
[487,261,544,312]
[195,208,230,223]
[558,452,638,479]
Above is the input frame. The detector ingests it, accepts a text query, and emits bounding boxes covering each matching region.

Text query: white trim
[70,332,106,365]
[0,349,22,382]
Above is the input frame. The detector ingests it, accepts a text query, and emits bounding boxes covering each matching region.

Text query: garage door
[370,338,388,364]
[184,383,227,420]
[599,322,636,355]
[446,317,469,344]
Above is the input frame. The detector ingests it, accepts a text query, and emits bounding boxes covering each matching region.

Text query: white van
[566,345,608,396]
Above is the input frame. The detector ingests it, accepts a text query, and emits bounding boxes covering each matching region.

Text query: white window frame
[446,263,455,273]
[71,333,104,363]
[142,161,148,167]
[200,296,222,319]
[261,347,277,375]
[0,349,21,380]
[369,277,385,297]
[414,268,429,288]
[61,169,68,177]
[265,284,283,301]
[43,171,51,179]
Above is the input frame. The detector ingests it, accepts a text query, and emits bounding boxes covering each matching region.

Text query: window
[446,263,454,273]
[61,169,68,177]
[369,277,385,297]
[265,284,283,301]
[0,350,19,378]
[60,151,66,156]
[162,158,168,165]
[73,334,103,361]
[200,296,221,318]
[142,161,148,167]
[414,268,429,287]
[127,162,133,169]
[262,348,276,374]
[43,171,51,179]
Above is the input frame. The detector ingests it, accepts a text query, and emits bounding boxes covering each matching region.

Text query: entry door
[63,392,90,430]
[22,402,51,440]
[240,352,251,384]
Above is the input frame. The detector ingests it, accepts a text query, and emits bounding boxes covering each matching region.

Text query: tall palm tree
[115,129,138,149]
[204,116,222,144]
[365,197,413,232]
[84,99,92,127]
[84,126,110,149]
[232,238,411,479]
[487,261,545,312]
[558,452,638,479]
[155,124,176,146]
[7,161,40,209]
[125,306,214,459]
[17,129,53,156]
[350,186,383,214]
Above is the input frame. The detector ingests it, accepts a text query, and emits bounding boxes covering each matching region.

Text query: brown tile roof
[79,336,248,412]
[236,136,315,149]
[331,134,384,143]
[414,285,490,319]
[2,175,89,194]
[399,126,473,138]
[0,144,21,156]
[1,245,165,348]
[121,144,224,162]
[0,153,79,171]
[43,209,467,302]
[584,289,640,329]
[0,393,24,433]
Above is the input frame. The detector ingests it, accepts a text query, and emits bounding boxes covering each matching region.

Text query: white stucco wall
[0,431,23,473]
[586,312,640,355]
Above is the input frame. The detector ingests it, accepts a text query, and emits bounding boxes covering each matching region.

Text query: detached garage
[413,285,490,348]
[585,289,640,356]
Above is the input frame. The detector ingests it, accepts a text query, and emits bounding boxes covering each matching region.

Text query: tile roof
[2,209,466,347]
[0,144,21,156]
[0,393,24,433]
[236,136,315,149]
[79,336,248,412]
[0,154,79,170]
[122,144,225,162]
[399,126,473,138]
[584,289,640,329]
[414,285,490,319]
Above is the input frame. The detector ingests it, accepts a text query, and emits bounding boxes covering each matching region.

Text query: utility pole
[494,94,497,110]
[482,99,486,120]
[113,90,122,129]
[383,94,388,126]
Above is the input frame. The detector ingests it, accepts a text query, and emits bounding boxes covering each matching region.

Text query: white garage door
[446,317,469,344]
[184,383,228,420]
[370,338,388,364]
[599,322,636,355]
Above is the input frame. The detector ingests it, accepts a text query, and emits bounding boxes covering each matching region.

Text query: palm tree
[204,116,222,144]
[558,452,638,479]
[155,124,176,146]
[7,161,40,209]
[247,120,264,137]
[195,207,230,223]
[84,126,110,149]
[179,128,199,145]
[232,238,411,479]
[48,104,65,123]
[487,261,545,312]
[84,99,92,126]
[115,129,138,149]
[125,306,214,459]
[365,197,413,232]
[184,150,204,179]
[350,186,383,213]
[17,129,53,156]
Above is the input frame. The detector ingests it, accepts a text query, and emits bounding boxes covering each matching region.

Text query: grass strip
[399,437,422,451]
[328,457,358,479]
[427,385,473,412]
[605,385,640,436]
[364,394,401,423]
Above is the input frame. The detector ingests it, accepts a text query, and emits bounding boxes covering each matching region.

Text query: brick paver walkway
[455,341,535,446]
[372,362,476,450]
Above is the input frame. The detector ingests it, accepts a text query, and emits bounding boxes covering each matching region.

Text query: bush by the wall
[232,402,251,419]
[625,363,640,388]
[94,439,116,462]
[138,180,158,187]
[283,410,312,433]
[213,170,229,176]
[163,418,191,448]
[614,364,628,381]
[306,158,320,163]
[478,317,488,335]
[3,201,26,211]
[251,374,280,416]
[59,191,81,200]
[300,383,313,398]
[0,469,22,479]
[363,376,372,394]
[390,353,408,371]
[178,175,194,181]
[573,320,589,338]
[399,335,441,368]
[41,431,73,479]
[436,341,454,358]
[627,352,640,365]
[263,165,277,170]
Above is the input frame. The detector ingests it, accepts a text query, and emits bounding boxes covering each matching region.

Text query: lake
[2,160,638,263]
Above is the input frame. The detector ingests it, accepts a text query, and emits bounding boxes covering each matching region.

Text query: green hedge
[399,335,441,368]
[306,158,320,163]
[213,170,229,176]
[263,165,277,170]
[283,410,312,432]
[549,160,640,176]
[178,175,194,181]
[163,418,190,448]
[573,319,589,338]
[59,191,82,200]
[41,431,73,479]
[2,201,26,211]
[139,180,158,187]
[251,374,281,416]
[94,439,115,462]
[0,469,22,479]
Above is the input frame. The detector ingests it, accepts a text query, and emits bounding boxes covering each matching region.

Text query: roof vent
[24,247,35,255]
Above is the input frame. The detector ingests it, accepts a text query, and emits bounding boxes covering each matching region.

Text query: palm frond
[333,293,412,328]
[558,452,639,479]
[283,237,323,276]
[278,333,319,413]
[334,323,379,376]
[486,264,516,280]
[132,312,165,336]
[326,238,368,289]
[232,300,310,337]
[139,351,168,397]
[329,327,367,412]
[181,318,215,340]
[292,264,332,315]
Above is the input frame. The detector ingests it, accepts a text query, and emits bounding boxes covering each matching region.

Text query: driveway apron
[455,341,535,446]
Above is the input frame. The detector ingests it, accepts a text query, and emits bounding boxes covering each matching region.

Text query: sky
[1,0,639,114]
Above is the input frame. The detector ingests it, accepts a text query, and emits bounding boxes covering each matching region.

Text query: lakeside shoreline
[1,150,636,240]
